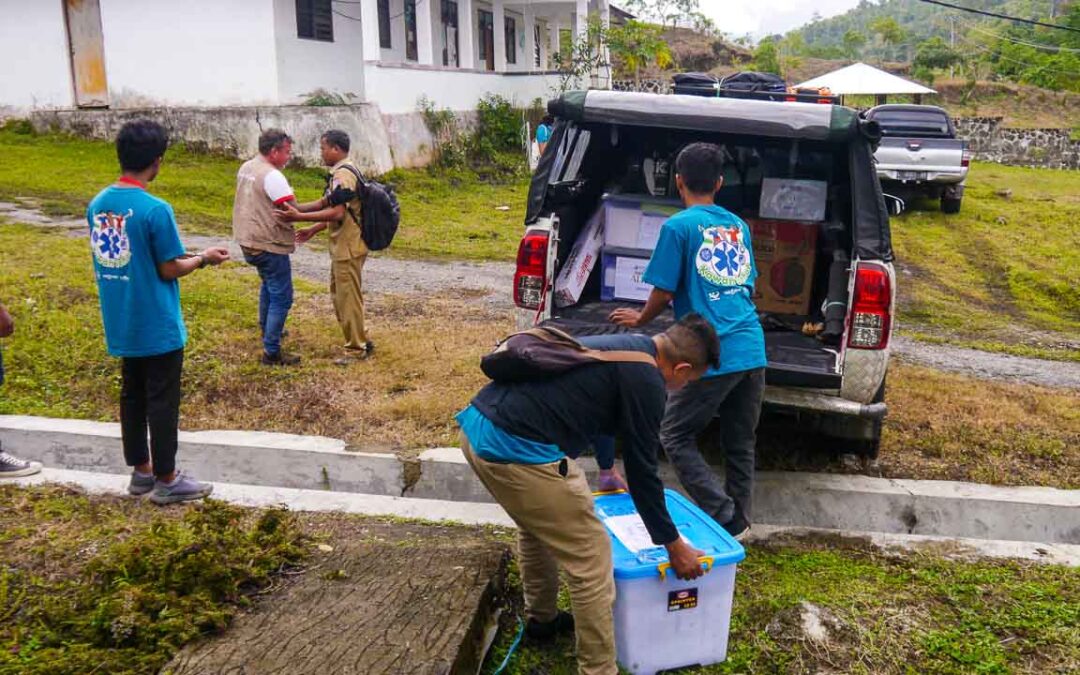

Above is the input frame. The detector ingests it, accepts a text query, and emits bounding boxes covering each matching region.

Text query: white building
[0,0,610,116]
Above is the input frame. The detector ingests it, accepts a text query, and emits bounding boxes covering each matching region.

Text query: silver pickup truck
[866,104,970,213]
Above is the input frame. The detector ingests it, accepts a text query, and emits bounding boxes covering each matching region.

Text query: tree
[552,17,608,94]
[753,39,781,75]
[869,17,905,62]
[912,36,959,86]
[842,29,866,60]
[779,33,806,79]
[607,20,675,88]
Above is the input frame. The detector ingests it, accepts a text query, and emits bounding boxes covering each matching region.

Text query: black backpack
[339,165,401,252]
[481,326,656,383]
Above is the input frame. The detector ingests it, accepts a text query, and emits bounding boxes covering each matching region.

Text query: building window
[479,9,494,71]
[378,0,392,49]
[405,0,418,61]
[505,16,517,65]
[296,0,333,42]
[534,24,542,68]
[442,0,459,67]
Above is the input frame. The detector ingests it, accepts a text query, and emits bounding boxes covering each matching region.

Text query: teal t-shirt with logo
[87,185,188,358]
[642,204,767,378]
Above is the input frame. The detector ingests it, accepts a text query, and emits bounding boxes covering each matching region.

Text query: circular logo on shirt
[91,210,133,269]
[696,226,751,287]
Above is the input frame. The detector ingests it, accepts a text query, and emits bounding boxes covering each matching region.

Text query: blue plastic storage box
[594,489,745,675]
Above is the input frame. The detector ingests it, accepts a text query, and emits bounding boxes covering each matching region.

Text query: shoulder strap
[338,163,366,188]
[511,327,658,367]
[583,349,657,367]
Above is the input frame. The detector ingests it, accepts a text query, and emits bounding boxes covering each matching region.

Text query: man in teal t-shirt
[611,142,766,540]
[88,120,230,505]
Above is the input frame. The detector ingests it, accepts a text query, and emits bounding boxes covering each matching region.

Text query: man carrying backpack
[457,315,719,675]
[277,130,372,363]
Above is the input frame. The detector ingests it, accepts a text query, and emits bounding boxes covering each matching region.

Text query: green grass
[892,162,1080,361]
[0,222,508,448]
[483,537,1080,674]
[0,127,527,261]
[0,485,308,675]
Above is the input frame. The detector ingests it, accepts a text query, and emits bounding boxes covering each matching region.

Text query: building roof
[609,4,635,23]
[796,62,936,96]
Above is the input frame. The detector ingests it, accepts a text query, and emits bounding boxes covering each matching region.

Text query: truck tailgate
[875,137,967,182]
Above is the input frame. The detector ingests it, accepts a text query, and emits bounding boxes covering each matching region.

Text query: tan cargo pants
[330,255,368,352]
[462,435,617,675]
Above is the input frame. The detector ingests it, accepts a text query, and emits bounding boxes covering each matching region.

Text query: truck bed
[545,302,842,389]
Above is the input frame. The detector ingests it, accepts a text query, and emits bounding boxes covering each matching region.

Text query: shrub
[475,93,523,156]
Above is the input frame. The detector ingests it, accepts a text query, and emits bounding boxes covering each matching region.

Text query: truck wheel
[941,196,962,214]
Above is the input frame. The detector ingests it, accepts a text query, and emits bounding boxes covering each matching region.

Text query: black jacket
[471,334,677,545]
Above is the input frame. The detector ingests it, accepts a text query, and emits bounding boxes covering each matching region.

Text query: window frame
[296,0,334,43]
[378,0,392,49]
[404,0,418,61]
[504,15,517,65]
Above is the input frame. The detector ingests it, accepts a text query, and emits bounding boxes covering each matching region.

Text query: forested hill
[787,0,1080,92]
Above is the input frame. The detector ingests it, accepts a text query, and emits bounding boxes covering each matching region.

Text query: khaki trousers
[462,436,617,675]
[330,255,368,351]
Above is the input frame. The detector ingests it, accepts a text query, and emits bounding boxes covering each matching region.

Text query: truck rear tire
[941,196,962,214]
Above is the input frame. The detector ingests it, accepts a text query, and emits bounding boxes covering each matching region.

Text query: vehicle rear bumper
[878,170,967,184]
[764,386,888,419]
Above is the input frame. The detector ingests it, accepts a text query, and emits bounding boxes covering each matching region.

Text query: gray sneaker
[0,450,42,478]
[149,472,214,505]
[128,471,156,496]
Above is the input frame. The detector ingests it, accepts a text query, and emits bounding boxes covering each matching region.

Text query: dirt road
[6,200,1077,389]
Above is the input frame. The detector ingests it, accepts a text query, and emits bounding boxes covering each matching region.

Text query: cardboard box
[554,207,605,308]
[602,194,682,250]
[601,247,653,303]
[759,178,827,222]
[748,218,818,315]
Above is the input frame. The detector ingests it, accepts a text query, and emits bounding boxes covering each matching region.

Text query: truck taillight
[514,232,549,309]
[962,147,972,168]
[848,264,891,350]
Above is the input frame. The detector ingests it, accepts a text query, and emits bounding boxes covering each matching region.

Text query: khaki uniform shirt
[232,155,296,255]
[326,159,368,261]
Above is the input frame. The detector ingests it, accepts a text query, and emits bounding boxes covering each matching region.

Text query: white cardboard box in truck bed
[553,208,605,308]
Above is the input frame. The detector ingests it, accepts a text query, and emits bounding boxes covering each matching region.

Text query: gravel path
[184,233,515,309]
[5,200,1077,389]
[891,336,1080,390]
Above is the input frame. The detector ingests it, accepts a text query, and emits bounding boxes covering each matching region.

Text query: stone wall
[954,117,1079,170]
[612,79,672,95]
[29,104,444,175]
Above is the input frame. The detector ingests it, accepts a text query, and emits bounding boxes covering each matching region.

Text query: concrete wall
[0,0,75,114]
[955,117,1080,170]
[365,62,558,114]
[30,105,404,175]
[273,0,367,105]
[99,0,280,108]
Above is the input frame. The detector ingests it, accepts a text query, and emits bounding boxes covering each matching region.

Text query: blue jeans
[244,251,293,356]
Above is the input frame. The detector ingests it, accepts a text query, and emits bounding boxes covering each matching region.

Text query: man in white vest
[232,129,301,365]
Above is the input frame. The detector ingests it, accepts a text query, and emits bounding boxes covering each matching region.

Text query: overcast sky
[698,0,863,38]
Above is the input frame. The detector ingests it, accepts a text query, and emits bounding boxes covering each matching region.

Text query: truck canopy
[529,90,892,262]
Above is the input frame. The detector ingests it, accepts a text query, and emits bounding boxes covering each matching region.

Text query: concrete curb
[10,468,1079,567]
[3,415,1078,545]
[12,467,513,526]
